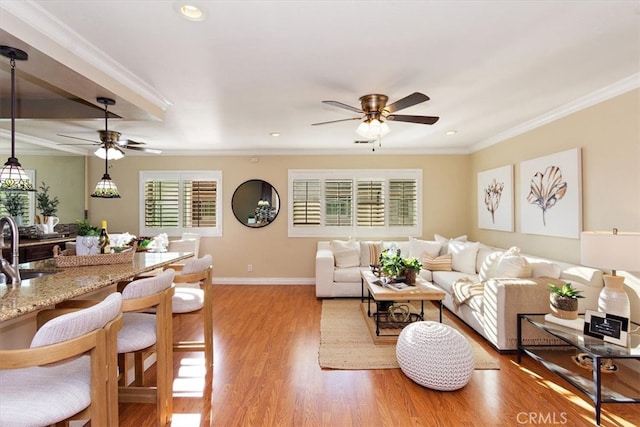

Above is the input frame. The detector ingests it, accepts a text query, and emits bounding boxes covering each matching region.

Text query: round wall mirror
[232,179,280,228]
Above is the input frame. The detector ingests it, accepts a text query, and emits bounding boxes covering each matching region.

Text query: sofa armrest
[483,277,562,350]
[315,244,336,298]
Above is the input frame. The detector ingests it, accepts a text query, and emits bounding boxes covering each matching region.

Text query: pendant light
[90,97,121,198]
[0,46,35,192]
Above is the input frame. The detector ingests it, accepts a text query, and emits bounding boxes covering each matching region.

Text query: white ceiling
[0,0,639,157]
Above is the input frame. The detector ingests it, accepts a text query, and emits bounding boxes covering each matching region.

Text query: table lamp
[580,229,640,318]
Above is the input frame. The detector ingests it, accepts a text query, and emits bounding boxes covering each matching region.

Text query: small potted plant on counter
[2,192,27,225]
[35,182,60,234]
[549,282,584,320]
[74,219,100,255]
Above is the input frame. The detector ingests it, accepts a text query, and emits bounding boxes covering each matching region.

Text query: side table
[517,313,640,426]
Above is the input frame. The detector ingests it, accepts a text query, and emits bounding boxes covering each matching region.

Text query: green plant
[76,219,100,236]
[35,182,59,216]
[549,283,584,299]
[379,250,421,277]
[2,192,27,217]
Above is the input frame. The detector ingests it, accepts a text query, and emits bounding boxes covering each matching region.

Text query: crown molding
[471,73,640,152]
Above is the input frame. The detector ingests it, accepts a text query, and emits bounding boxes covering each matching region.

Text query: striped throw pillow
[422,253,452,271]
[360,241,383,266]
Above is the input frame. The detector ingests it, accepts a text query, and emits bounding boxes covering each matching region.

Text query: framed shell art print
[519,148,582,238]
[477,165,514,231]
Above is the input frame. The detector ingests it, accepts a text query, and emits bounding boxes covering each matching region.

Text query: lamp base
[598,274,631,318]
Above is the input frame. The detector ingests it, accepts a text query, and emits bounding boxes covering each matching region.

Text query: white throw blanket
[452,277,485,309]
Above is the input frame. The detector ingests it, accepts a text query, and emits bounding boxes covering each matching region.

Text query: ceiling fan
[312,92,439,139]
[58,97,162,159]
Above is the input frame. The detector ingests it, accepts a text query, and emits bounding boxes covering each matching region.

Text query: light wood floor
[118,285,640,427]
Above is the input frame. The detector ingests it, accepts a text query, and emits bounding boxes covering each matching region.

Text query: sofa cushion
[448,241,480,274]
[422,253,452,271]
[494,247,531,278]
[331,239,360,268]
[333,266,364,283]
[530,260,562,279]
[432,271,479,295]
[409,237,441,259]
[418,269,433,282]
[360,241,383,267]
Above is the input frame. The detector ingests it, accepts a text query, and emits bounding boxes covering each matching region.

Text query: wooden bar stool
[0,293,123,426]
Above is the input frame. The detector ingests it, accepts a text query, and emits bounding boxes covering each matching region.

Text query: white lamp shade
[580,231,640,272]
[356,119,390,139]
[95,146,125,160]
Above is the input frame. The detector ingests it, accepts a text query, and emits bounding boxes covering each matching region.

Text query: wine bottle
[99,220,111,254]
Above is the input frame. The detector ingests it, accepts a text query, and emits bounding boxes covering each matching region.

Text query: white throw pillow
[434,234,468,255]
[448,241,480,274]
[494,247,532,278]
[530,261,562,279]
[331,239,360,268]
[409,237,441,259]
[478,251,503,281]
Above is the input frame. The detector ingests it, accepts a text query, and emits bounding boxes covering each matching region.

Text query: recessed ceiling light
[270,132,280,137]
[176,3,205,21]
[445,130,458,135]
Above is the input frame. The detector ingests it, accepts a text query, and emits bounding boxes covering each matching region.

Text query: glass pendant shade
[0,157,34,191]
[91,174,121,198]
[1,46,34,192]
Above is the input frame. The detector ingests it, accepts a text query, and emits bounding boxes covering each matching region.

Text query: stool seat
[173,287,205,313]
[396,321,474,391]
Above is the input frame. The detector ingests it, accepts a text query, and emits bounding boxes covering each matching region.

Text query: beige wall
[470,89,640,322]
[86,154,470,280]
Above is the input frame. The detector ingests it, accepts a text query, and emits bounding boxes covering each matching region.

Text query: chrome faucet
[0,216,21,286]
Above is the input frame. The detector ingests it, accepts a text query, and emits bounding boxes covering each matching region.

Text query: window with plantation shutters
[356,180,384,227]
[288,169,421,237]
[388,179,417,226]
[325,179,352,226]
[140,171,222,237]
[292,179,321,226]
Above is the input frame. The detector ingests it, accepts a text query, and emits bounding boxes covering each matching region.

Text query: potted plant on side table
[549,282,584,320]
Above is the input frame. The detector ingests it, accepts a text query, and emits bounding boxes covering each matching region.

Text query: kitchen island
[0,251,193,323]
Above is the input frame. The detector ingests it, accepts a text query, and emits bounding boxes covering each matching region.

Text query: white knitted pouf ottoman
[396,321,474,391]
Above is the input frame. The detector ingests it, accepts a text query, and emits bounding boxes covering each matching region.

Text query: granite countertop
[0,251,193,322]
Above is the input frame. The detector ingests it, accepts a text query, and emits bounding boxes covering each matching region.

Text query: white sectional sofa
[315,236,604,351]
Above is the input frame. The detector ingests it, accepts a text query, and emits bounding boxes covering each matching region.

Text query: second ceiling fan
[312,92,439,140]
[58,97,162,159]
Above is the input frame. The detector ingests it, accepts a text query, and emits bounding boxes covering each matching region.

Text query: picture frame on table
[583,309,629,347]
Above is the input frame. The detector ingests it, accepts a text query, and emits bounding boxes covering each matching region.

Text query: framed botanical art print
[477,165,513,231]
[519,148,582,238]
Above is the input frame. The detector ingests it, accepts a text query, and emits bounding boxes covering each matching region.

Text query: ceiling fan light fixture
[0,46,35,192]
[91,173,121,199]
[95,146,125,160]
[356,119,390,139]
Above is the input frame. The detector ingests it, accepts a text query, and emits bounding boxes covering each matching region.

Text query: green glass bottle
[99,220,111,254]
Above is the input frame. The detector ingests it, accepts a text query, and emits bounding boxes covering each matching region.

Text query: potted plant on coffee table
[403,257,422,285]
[549,282,584,320]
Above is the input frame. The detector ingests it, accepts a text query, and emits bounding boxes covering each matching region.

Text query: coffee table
[360,270,446,336]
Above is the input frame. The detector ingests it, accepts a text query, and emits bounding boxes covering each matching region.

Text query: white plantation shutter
[183,180,217,227]
[292,179,321,225]
[325,179,352,226]
[356,180,385,227]
[388,179,417,226]
[140,171,222,236]
[144,180,180,227]
[288,169,421,237]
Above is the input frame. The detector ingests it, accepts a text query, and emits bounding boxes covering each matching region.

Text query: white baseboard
[213,277,315,285]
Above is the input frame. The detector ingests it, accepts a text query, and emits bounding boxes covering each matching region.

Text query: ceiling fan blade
[124,145,162,154]
[56,134,100,144]
[384,92,430,114]
[312,117,362,126]
[322,100,363,114]
[386,114,440,125]
[117,139,145,146]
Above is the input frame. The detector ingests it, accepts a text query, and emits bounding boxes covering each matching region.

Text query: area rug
[319,299,499,370]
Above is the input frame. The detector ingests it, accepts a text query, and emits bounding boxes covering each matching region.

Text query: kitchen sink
[19,270,55,280]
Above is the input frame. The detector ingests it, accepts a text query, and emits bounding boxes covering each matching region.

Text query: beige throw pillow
[494,247,532,278]
[422,253,452,271]
[409,237,442,259]
[331,239,360,268]
[360,241,383,266]
[448,241,480,274]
